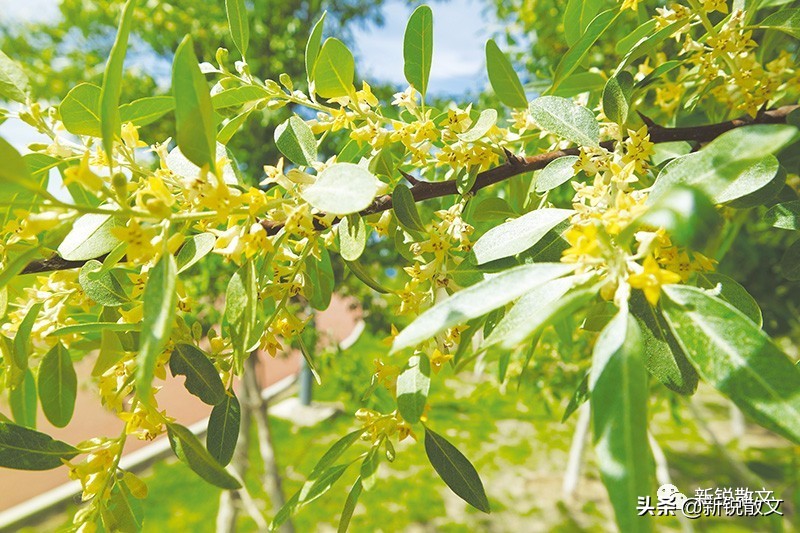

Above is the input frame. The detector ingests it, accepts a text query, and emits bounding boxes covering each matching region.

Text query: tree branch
[20,105,799,273]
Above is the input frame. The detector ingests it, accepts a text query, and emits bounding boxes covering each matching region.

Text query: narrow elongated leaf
[590,311,654,533]
[338,477,363,533]
[99,0,136,159]
[173,35,217,172]
[225,0,250,58]
[551,10,617,92]
[758,8,800,39]
[309,429,364,479]
[338,214,367,261]
[50,322,139,337]
[225,261,257,371]
[166,423,241,489]
[1,153,51,227]
[0,422,79,470]
[60,83,101,136]
[14,303,43,370]
[10,369,37,429]
[564,0,603,46]
[305,12,327,85]
[360,446,380,491]
[176,233,216,273]
[211,86,269,109]
[650,125,798,205]
[0,49,29,103]
[301,163,379,215]
[207,391,240,466]
[602,71,633,126]
[535,156,579,193]
[483,276,596,349]
[663,285,800,443]
[392,263,575,352]
[299,464,350,504]
[695,273,762,326]
[403,5,433,97]
[765,200,800,230]
[457,109,497,142]
[135,253,178,399]
[275,116,317,166]
[392,183,424,232]
[38,343,77,428]
[472,208,573,264]
[0,246,43,291]
[485,39,527,109]
[169,344,226,406]
[424,427,490,513]
[102,482,143,533]
[630,292,698,395]
[313,38,355,99]
[344,259,390,294]
[396,355,431,424]
[0,137,42,197]
[305,246,334,310]
[79,260,129,307]
[529,96,599,147]
[57,213,122,261]
[119,96,175,127]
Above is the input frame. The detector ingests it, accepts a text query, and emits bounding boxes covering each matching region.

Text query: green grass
[29,332,799,532]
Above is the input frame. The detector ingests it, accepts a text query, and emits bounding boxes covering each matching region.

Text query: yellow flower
[110,220,156,264]
[620,0,639,11]
[63,152,104,193]
[121,122,147,149]
[430,349,453,374]
[119,403,166,441]
[628,255,682,305]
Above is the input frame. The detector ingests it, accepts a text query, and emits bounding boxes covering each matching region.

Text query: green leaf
[0,245,43,292]
[590,310,654,533]
[135,253,178,400]
[166,422,241,489]
[299,464,350,504]
[758,8,800,39]
[225,0,250,58]
[0,422,79,470]
[225,261,257,372]
[662,285,800,444]
[166,143,239,186]
[392,263,575,352]
[472,197,515,221]
[176,233,216,273]
[564,0,603,46]
[0,136,44,198]
[457,109,497,142]
[615,19,656,55]
[472,208,573,264]
[14,303,43,370]
[57,213,122,262]
[37,343,77,428]
[780,238,800,280]
[424,426,490,513]
[102,482,143,533]
[10,369,37,429]
[0,49,29,103]
[301,163,379,215]
[616,19,686,73]
[217,110,252,144]
[274,115,317,166]
[119,96,175,127]
[628,186,721,249]
[369,147,396,179]
[1,153,51,227]
[483,277,597,349]
[79,260,129,307]
[305,246,334,310]
[50,322,139,338]
[169,344,226,406]
[99,0,136,160]
[60,83,101,137]
[339,214,368,261]
[630,292,698,395]
[344,259,390,294]
[650,125,798,205]
[305,12,327,85]
[392,183,425,233]
[765,200,800,230]
[207,391,240,466]
[308,429,364,480]
[337,477,363,533]
[561,372,589,423]
[695,272,762,327]
[360,447,380,491]
[535,156,579,193]
[485,39,527,109]
[552,71,607,98]
[551,9,618,93]
[173,35,217,172]
[313,38,355,99]
[403,5,434,98]
[396,354,431,424]
[529,96,599,147]
[211,86,269,109]
[602,71,633,126]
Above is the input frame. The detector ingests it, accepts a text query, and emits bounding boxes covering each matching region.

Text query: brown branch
[21,105,800,273]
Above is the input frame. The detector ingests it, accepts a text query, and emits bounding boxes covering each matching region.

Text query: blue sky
[0,0,495,149]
